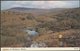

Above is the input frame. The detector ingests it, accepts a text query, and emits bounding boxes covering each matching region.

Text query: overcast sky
[1,1,80,10]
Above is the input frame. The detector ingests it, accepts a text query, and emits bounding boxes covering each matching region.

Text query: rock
[30,42,47,47]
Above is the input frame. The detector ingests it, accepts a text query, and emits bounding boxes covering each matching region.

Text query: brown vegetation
[1,8,80,47]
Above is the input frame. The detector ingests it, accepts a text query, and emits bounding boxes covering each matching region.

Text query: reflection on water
[26,30,38,35]
[24,29,39,36]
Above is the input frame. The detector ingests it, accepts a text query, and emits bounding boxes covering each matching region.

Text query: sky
[1,1,80,10]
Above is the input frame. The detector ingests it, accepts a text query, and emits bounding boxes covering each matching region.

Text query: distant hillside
[4,7,68,15]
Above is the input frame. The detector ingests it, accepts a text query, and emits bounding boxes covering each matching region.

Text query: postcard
[1,0,80,51]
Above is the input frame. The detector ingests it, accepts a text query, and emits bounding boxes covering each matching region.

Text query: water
[24,29,39,36]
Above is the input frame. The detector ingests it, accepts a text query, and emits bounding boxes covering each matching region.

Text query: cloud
[1,1,80,10]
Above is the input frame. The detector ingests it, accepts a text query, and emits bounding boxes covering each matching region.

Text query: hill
[1,7,80,47]
[3,7,66,15]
